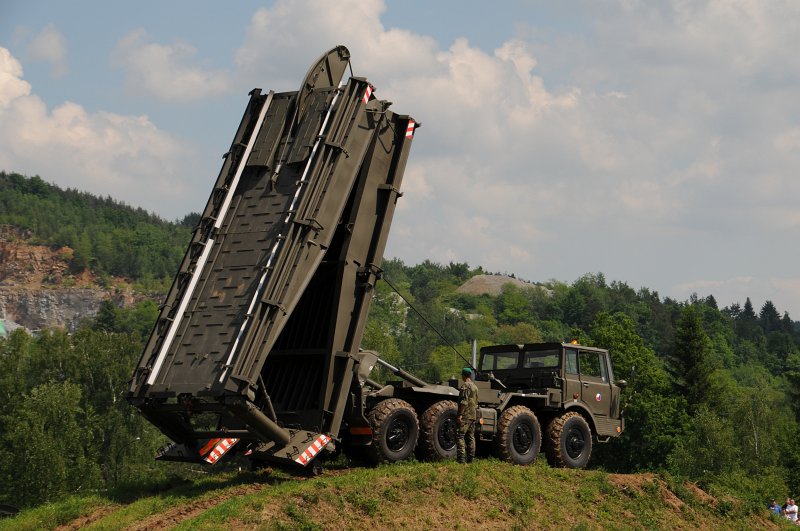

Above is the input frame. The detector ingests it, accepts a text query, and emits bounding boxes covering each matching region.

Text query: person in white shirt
[786,499,798,522]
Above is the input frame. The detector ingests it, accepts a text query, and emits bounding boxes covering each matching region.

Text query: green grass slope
[1,459,783,531]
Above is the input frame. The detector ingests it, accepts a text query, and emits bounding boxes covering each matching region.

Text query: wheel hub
[565,427,585,459]
[438,417,457,451]
[513,423,533,454]
[387,418,410,451]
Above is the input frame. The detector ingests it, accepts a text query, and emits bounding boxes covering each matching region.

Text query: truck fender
[562,404,596,436]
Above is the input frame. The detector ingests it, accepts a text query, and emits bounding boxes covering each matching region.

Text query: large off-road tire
[365,399,419,464]
[417,400,458,461]
[493,405,541,465]
[545,411,592,469]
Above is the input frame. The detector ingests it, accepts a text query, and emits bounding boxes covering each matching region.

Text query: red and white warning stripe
[202,437,239,464]
[294,434,331,466]
[362,84,374,104]
[405,119,415,139]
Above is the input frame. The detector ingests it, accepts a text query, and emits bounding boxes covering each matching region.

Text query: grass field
[1,458,786,530]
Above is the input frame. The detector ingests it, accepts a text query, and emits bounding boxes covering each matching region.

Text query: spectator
[769,499,782,517]
[787,498,798,522]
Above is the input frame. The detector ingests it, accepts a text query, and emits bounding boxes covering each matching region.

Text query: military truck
[356,342,625,468]
[126,45,624,472]
[477,342,625,468]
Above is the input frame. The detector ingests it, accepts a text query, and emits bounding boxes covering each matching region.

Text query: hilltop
[2,461,780,531]
[456,274,540,296]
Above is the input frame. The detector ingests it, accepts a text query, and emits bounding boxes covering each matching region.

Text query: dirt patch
[684,482,717,506]
[608,472,656,496]
[123,483,265,531]
[659,483,684,512]
[55,504,119,531]
[608,473,685,512]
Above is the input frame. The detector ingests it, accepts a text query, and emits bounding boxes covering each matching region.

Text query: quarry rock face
[0,287,134,332]
[0,232,144,332]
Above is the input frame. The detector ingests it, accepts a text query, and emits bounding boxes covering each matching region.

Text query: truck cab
[478,342,624,439]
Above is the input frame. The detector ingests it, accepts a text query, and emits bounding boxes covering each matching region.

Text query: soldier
[456,367,478,464]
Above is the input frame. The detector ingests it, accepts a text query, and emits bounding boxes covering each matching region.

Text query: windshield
[522,348,561,369]
[480,351,519,371]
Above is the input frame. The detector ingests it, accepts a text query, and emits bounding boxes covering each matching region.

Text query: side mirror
[616,379,627,389]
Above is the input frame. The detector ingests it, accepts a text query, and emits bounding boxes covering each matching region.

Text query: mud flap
[248,430,332,467]
[200,437,240,464]
[156,437,239,464]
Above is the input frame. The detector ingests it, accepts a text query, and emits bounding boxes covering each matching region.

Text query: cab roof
[479,342,609,354]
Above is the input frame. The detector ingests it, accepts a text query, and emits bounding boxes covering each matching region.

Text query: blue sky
[2,0,800,319]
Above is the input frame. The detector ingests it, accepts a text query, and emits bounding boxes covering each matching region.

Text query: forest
[1,173,799,511]
[0,171,195,286]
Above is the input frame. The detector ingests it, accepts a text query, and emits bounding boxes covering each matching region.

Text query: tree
[0,381,101,506]
[759,300,781,334]
[667,406,739,481]
[589,312,687,470]
[665,305,717,408]
[361,319,401,372]
[494,322,541,344]
[786,351,800,421]
[495,284,533,324]
[428,342,472,383]
[743,298,756,319]
[445,261,471,283]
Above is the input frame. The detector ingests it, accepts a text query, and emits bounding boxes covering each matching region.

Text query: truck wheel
[545,412,592,468]
[366,399,419,464]
[494,405,541,465]
[418,400,458,461]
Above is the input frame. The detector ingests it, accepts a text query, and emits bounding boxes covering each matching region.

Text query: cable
[380,275,476,372]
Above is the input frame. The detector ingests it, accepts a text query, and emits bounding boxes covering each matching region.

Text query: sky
[1,0,800,318]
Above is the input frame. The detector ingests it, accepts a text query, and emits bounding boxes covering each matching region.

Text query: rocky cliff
[0,230,144,332]
[0,287,139,332]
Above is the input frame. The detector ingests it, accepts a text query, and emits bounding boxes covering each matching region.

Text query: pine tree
[742,298,756,319]
[665,305,717,408]
[758,300,781,333]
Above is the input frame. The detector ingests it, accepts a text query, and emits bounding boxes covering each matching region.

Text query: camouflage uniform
[457,378,478,463]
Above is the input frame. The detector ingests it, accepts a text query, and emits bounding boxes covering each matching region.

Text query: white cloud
[233,0,440,90]
[0,47,197,216]
[39,0,796,316]
[0,48,31,106]
[113,29,230,102]
[7,0,800,316]
[26,24,68,79]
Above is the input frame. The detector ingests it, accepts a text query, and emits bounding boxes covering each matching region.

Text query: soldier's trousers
[456,419,475,463]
